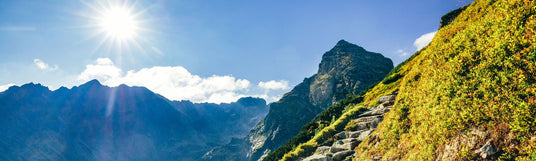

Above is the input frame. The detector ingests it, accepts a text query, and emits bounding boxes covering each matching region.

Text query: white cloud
[78,58,121,81]
[77,58,259,103]
[396,49,409,57]
[414,31,437,51]
[258,80,289,90]
[253,94,283,104]
[33,59,58,71]
[0,83,16,92]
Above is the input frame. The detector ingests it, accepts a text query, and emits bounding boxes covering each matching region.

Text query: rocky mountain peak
[203,40,393,161]
[318,40,391,75]
[330,39,366,53]
[78,79,103,89]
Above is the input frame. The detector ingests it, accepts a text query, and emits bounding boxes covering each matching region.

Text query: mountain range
[0,80,268,160]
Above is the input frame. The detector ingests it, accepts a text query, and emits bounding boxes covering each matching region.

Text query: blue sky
[0,0,473,103]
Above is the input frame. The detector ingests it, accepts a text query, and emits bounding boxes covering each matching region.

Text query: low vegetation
[268,0,536,160]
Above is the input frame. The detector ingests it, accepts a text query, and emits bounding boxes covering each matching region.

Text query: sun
[83,0,150,53]
[98,6,138,40]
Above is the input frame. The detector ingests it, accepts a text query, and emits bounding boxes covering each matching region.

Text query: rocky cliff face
[0,80,268,161]
[203,40,393,161]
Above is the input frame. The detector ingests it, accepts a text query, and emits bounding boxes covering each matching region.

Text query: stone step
[346,116,382,132]
[377,94,396,104]
[332,150,354,161]
[356,129,373,141]
[335,131,347,140]
[346,130,363,138]
[377,103,393,109]
[358,108,390,117]
[332,138,360,150]
[315,146,345,156]
[353,115,382,123]
[302,154,333,161]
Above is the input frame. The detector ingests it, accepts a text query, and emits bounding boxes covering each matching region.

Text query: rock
[316,146,332,155]
[332,150,355,161]
[478,141,496,159]
[347,131,362,138]
[377,94,395,103]
[371,155,382,160]
[330,147,346,153]
[335,131,347,140]
[377,103,393,109]
[357,129,373,141]
[354,115,382,123]
[369,118,381,129]
[332,138,359,150]
[348,122,370,131]
[439,5,468,28]
[303,154,333,161]
[358,108,390,117]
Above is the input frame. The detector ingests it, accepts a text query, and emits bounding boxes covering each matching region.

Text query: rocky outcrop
[435,128,504,161]
[203,40,393,161]
[300,92,397,161]
[439,5,467,28]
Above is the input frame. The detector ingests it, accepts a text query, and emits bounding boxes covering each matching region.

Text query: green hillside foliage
[356,0,536,160]
[272,0,536,160]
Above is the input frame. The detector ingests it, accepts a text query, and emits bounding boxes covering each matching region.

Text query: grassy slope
[274,0,536,160]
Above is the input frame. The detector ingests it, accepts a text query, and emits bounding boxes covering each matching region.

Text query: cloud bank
[78,58,287,103]
[414,31,437,51]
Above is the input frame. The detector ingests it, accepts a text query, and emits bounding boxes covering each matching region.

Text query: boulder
[478,141,496,159]
[303,154,333,161]
[330,147,346,153]
[332,138,359,150]
[347,131,363,138]
[354,115,382,123]
[377,94,395,103]
[371,155,382,160]
[358,108,390,117]
[332,150,355,161]
[316,146,332,155]
[357,129,373,141]
[335,131,347,140]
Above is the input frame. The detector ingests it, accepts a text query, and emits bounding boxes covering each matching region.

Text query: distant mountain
[203,40,393,161]
[0,80,268,161]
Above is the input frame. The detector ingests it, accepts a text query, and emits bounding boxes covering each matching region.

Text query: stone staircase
[302,92,397,161]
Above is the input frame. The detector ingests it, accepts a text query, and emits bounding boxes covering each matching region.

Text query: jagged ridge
[0,80,268,161]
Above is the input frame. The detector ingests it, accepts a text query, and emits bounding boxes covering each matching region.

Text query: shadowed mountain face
[0,80,268,161]
[203,40,393,161]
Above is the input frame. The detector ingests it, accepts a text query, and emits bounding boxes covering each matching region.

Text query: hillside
[270,0,536,160]
[203,40,393,161]
[0,80,268,161]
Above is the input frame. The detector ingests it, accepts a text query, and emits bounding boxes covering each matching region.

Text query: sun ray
[79,0,153,56]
